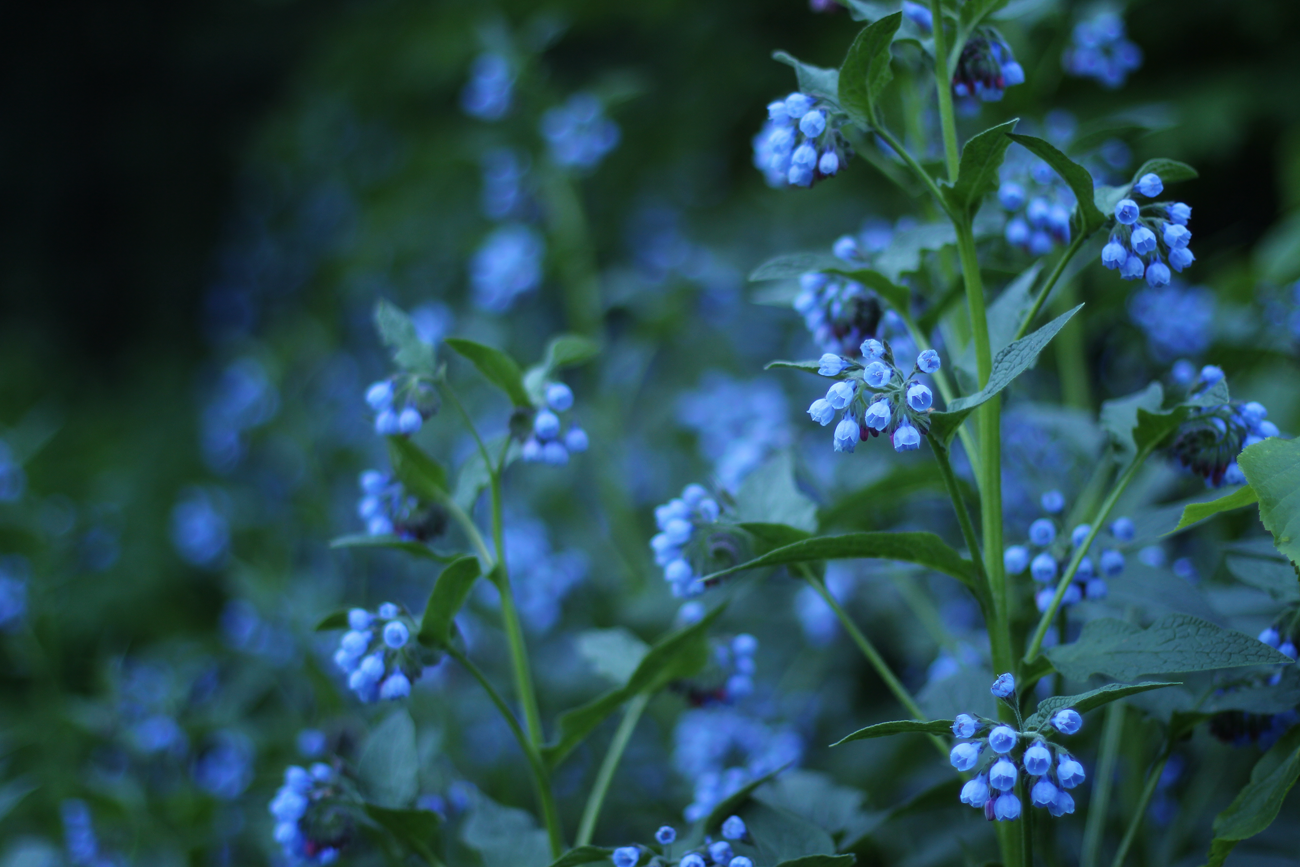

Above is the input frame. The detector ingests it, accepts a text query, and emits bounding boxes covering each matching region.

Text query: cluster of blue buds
[1259,624,1299,685]
[680,633,760,705]
[461,52,514,121]
[1100,173,1195,287]
[650,484,723,598]
[807,343,942,454]
[356,470,421,538]
[1169,367,1280,488]
[332,605,424,703]
[950,675,1086,821]
[999,151,1076,255]
[752,92,850,188]
[541,93,621,170]
[471,223,546,313]
[674,706,803,822]
[952,29,1025,104]
[269,763,348,865]
[521,381,588,465]
[1129,282,1215,362]
[611,816,751,867]
[1062,12,1142,89]
[1210,621,1300,748]
[365,375,437,437]
[1003,493,1131,610]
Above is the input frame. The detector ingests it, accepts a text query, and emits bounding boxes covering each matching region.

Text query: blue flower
[709,842,734,864]
[1110,517,1135,541]
[1048,790,1076,817]
[1071,524,1092,548]
[1163,224,1192,248]
[612,846,640,867]
[863,361,892,388]
[383,621,410,649]
[471,223,545,312]
[461,53,514,121]
[901,0,934,32]
[721,815,747,840]
[917,349,941,373]
[989,758,1018,790]
[655,826,676,845]
[961,775,991,808]
[1120,253,1145,280]
[906,383,933,411]
[818,353,849,376]
[1041,490,1065,514]
[989,725,1018,754]
[1099,549,1125,577]
[1028,518,1056,546]
[834,417,860,453]
[1057,757,1086,788]
[1145,259,1171,287]
[892,423,920,452]
[827,380,858,410]
[1130,225,1157,254]
[1024,742,1053,775]
[950,742,983,771]
[1167,202,1192,225]
[991,673,1016,699]
[1101,238,1128,269]
[546,383,574,411]
[1114,199,1140,225]
[541,93,620,170]
[953,713,979,738]
[1063,11,1142,89]
[1052,709,1083,735]
[1031,552,1058,583]
[1031,778,1059,808]
[864,399,891,431]
[1170,247,1195,272]
[994,793,1022,821]
[1004,546,1030,575]
[1135,173,1164,197]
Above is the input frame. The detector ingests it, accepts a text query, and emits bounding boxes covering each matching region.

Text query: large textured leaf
[942,120,1019,217]
[1045,614,1293,682]
[837,13,902,125]
[929,304,1083,446]
[359,710,420,809]
[541,605,725,768]
[772,51,840,102]
[1007,134,1107,234]
[753,770,873,843]
[1023,681,1181,731]
[1203,725,1300,867]
[461,793,551,867]
[387,435,448,500]
[1238,436,1300,564]
[444,338,531,407]
[695,531,977,590]
[1132,158,1198,185]
[375,299,438,375]
[418,555,482,648]
[733,452,817,533]
[831,718,953,746]
[1171,485,1258,533]
[1225,555,1300,602]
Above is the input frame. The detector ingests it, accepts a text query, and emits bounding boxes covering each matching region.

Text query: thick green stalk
[449,647,563,857]
[929,0,960,181]
[575,693,650,846]
[1081,703,1126,867]
[1052,281,1091,410]
[1110,751,1169,867]
[1024,448,1149,663]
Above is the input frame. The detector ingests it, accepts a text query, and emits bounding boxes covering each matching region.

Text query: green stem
[1021,775,1035,867]
[929,0,960,181]
[874,126,952,218]
[448,647,563,857]
[1012,234,1085,342]
[1024,448,1149,663]
[929,435,991,613]
[440,381,494,473]
[1052,281,1091,411]
[575,693,650,846]
[438,492,494,568]
[1109,751,1169,867]
[1081,703,1126,867]
[800,566,947,759]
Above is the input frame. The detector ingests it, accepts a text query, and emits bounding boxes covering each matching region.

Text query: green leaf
[374,299,437,375]
[1044,614,1294,682]
[752,770,872,842]
[460,792,551,867]
[929,304,1083,446]
[1238,436,1300,565]
[837,13,902,125]
[818,462,951,531]
[941,119,1019,217]
[740,522,815,553]
[418,555,482,648]
[387,435,448,500]
[1099,382,1165,459]
[1203,725,1300,867]
[733,452,817,533]
[315,610,350,631]
[0,777,36,825]
[1093,183,1128,221]
[1132,158,1198,185]
[874,222,958,283]
[1225,555,1300,602]
[954,262,1042,380]
[1023,681,1181,731]
[732,801,837,865]
[765,359,824,375]
[959,0,1011,34]
[364,804,441,863]
[776,857,857,867]
[1007,134,1108,234]
[541,333,600,370]
[329,533,454,562]
[772,51,840,102]
[574,628,650,684]
[444,338,531,407]
[541,605,725,769]
[358,709,420,809]
[546,847,616,867]
[1170,485,1258,533]
[831,718,953,746]
[695,531,977,591]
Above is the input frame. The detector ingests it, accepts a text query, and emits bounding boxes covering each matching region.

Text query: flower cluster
[541,93,621,170]
[949,675,1086,821]
[952,29,1025,104]
[332,605,425,703]
[752,92,850,188]
[650,484,723,598]
[1101,173,1195,286]
[1003,494,1131,610]
[677,633,761,706]
[1062,12,1142,89]
[365,376,438,437]
[673,707,803,821]
[356,470,445,540]
[998,151,1076,255]
[481,513,588,632]
[461,52,514,121]
[1129,282,1215,362]
[806,344,942,454]
[611,816,752,867]
[676,374,791,490]
[269,763,350,865]
[521,381,589,465]
[1258,624,1300,684]
[1168,368,1280,487]
[470,223,546,313]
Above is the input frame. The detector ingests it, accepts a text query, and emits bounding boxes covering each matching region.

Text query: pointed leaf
[387,435,448,500]
[1024,681,1181,731]
[942,120,1019,216]
[1170,486,1258,533]
[375,299,437,375]
[1203,725,1300,867]
[695,532,977,590]
[418,555,483,648]
[1132,158,1198,185]
[729,801,837,864]
[831,718,953,746]
[772,51,840,102]
[1238,436,1300,565]
[546,847,616,867]
[330,534,455,562]
[960,0,1011,32]
[542,334,600,370]
[315,610,350,632]
[765,359,824,375]
[1044,614,1294,682]
[733,452,817,533]
[541,605,726,769]
[444,338,531,407]
[929,304,1083,446]
[1007,134,1107,234]
[740,522,815,553]
[359,710,419,809]
[838,13,902,125]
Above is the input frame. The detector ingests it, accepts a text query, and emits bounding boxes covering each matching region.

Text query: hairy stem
[929,0,960,181]
[575,693,650,846]
[1081,703,1126,867]
[1110,750,1169,867]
